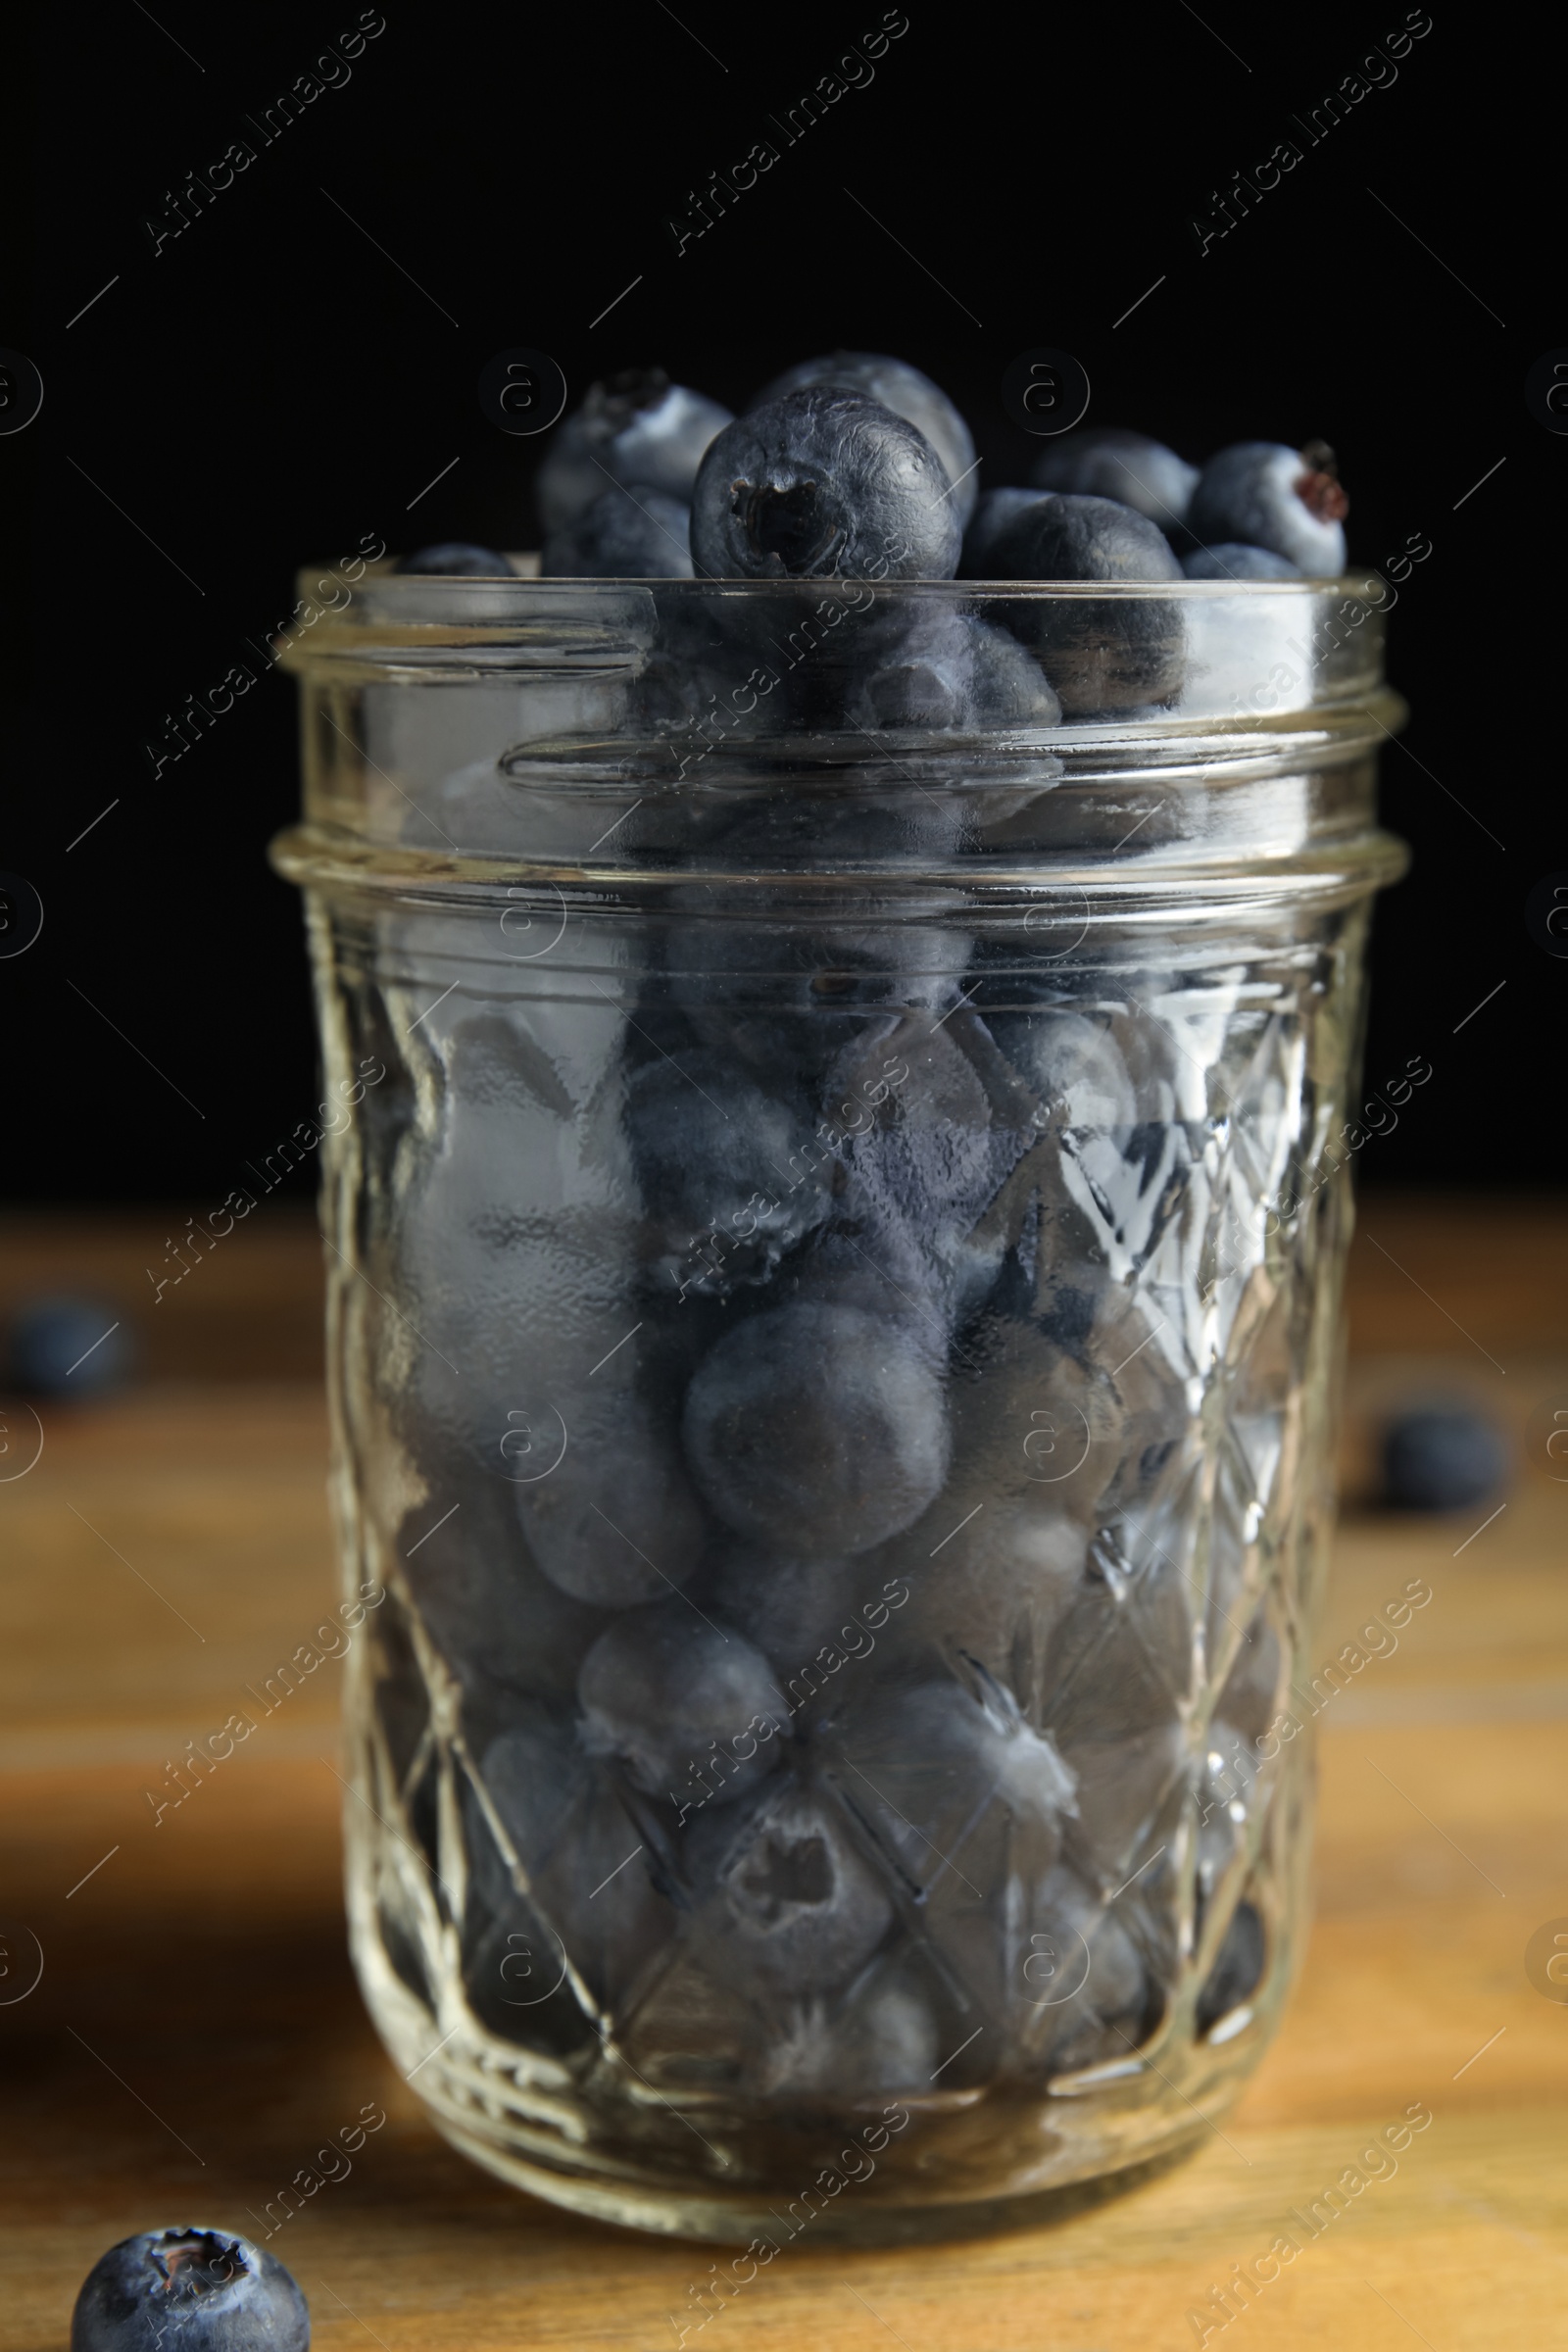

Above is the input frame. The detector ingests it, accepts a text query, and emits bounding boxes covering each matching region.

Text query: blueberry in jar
[1180,542,1300,580]
[541,487,692,578]
[535,368,733,532]
[1185,440,1348,575]
[72,2229,309,2352]
[681,1298,951,1554]
[690,389,961,582]
[957,486,1049,579]
[1029,426,1199,540]
[751,350,979,522]
[986,493,1185,717]
[577,1601,787,1810]
[393,542,512,575]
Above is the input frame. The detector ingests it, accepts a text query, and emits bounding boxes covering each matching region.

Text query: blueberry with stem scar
[751,350,979,522]
[690,390,961,582]
[72,2228,310,2352]
[1185,440,1348,575]
[535,368,733,532]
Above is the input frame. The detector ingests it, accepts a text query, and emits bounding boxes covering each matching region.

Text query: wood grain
[2,1201,1565,2350]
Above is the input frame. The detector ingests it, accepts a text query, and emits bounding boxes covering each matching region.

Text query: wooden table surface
[3,1197,1566,2351]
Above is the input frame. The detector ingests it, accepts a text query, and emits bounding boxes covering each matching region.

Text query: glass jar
[272,564,1406,2244]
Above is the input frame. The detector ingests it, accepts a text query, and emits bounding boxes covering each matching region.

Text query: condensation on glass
[272,567,1406,2243]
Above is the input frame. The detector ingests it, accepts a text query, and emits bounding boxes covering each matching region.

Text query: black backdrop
[4,0,1559,1200]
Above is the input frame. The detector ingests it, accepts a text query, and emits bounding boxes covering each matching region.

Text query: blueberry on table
[9,1295,131,1396]
[1180,542,1300,580]
[1382,1404,1508,1512]
[541,486,692,578]
[393,542,513,575]
[690,389,962,581]
[1186,440,1348,575]
[751,351,979,522]
[577,1600,786,1809]
[957,486,1048,579]
[682,1298,951,1553]
[535,368,733,532]
[72,2229,309,2352]
[1029,426,1199,539]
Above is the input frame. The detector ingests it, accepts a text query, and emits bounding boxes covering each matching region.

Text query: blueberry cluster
[396,352,1349,731]
[380,922,1290,2112]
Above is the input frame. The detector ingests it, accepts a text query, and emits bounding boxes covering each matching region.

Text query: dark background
[4,0,1558,1201]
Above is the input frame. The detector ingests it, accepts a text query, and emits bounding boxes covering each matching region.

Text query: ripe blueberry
[541,487,692,578]
[9,1295,131,1396]
[1181,542,1299,580]
[393,543,512,575]
[1186,440,1348,575]
[751,351,978,522]
[577,1601,786,1809]
[1382,1405,1508,1512]
[690,390,961,582]
[1029,426,1198,539]
[72,2229,309,2352]
[535,368,732,533]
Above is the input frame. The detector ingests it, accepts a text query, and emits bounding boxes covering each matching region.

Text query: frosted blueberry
[692,1775,895,1992]
[535,368,733,532]
[1186,440,1348,575]
[682,1298,951,1554]
[1029,427,1199,539]
[1181,542,1300,580]
[577,1602,787,1811]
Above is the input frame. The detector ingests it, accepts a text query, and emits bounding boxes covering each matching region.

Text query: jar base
[431,2112,1212,2247]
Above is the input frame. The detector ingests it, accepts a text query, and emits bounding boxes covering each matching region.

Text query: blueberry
[751,351,978,523]
[1382,1405,1508,1512]
[1195,1897,1265,2034]
[690,1774,895,1992]
[393,542,512,575]
[1029,427,1199,539]
[517,1389,708,1609]
[1032,1860,1161,2076]
[9,1295,131,1396]
[985,493,1185,717]
[541,487,692,579]
[989,492,1184,586]
[665,911,973,1086]
[957,487,1049,580]
[535,368,733,533]
[624,1049,833,1296]
[1185,440,1348,575]
[577,1601,786,1810]
[1181,543,1300,581]
[72,2228,309,2352]
[681,1299,951,1554]
[690,390,961,582]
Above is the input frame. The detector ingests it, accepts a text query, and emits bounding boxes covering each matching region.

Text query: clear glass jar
[272,565,1406,2244]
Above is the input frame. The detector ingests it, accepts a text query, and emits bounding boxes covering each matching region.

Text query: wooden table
[3,1199,1566,2350]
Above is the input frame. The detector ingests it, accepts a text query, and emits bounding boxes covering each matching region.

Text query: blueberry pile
[354,353,1353,2158]
[397,351,1349,730]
